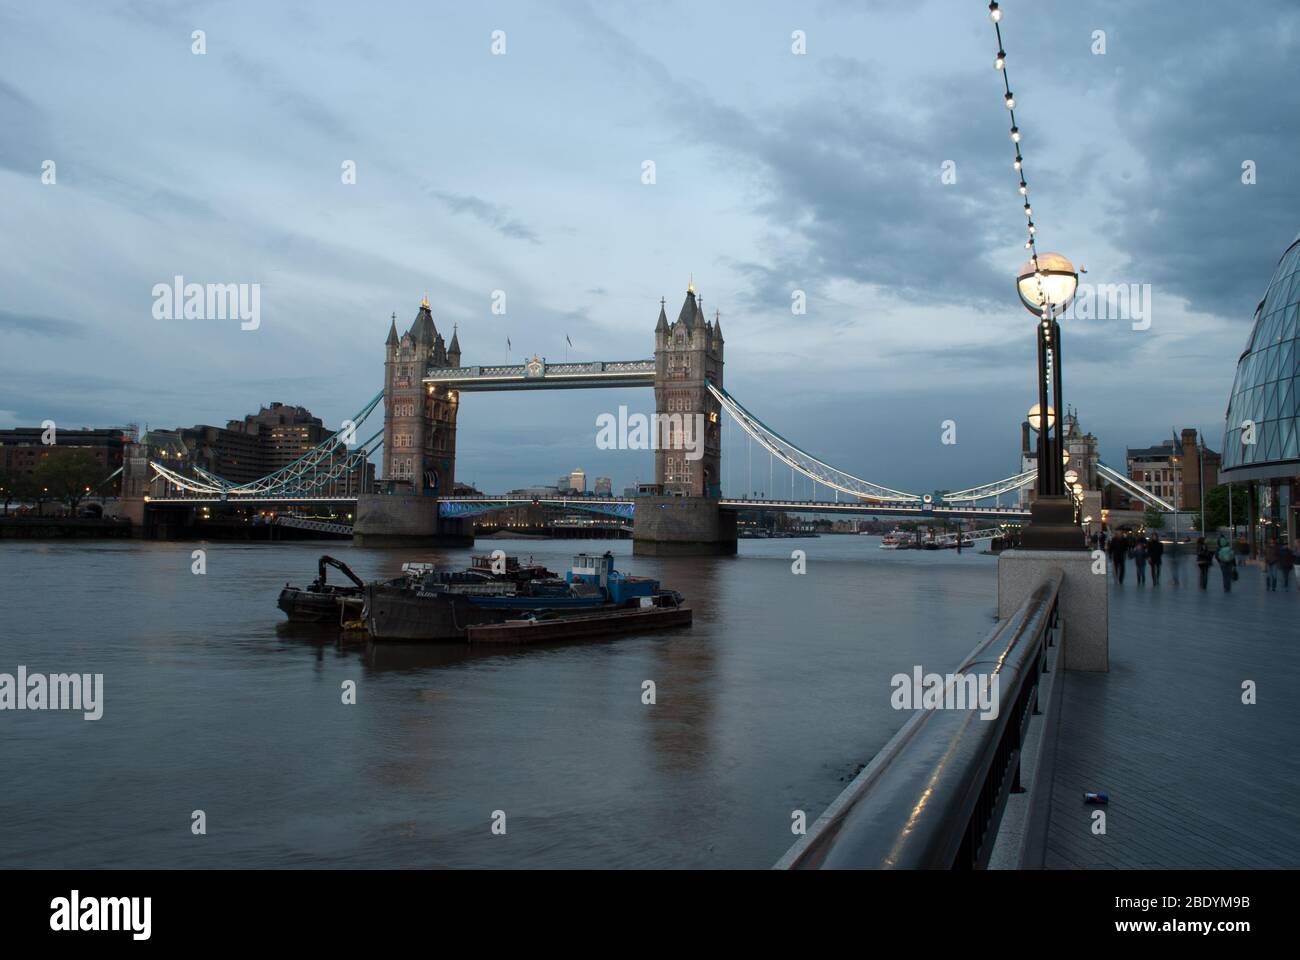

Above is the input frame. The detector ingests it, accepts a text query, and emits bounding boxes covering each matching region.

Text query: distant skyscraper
[558,475,572,493]
[570,468,587,493]
[594,476,612,496]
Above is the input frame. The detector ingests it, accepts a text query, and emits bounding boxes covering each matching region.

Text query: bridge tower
[634,281,736,555]
[354,297,471,545]
[653,281,724,496]
[382,297,459,495]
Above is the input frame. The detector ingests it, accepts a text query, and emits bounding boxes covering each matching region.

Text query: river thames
[1,536,998,868]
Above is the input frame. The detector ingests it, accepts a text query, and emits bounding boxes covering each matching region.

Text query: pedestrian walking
[1132,535,1148,585]
[1109,530,1128,584]
[1167,537,1183,585]
[1196,536,1213,590]
[1264,538,1279,591]
[1216,535,1236,592]
[1279,542,1295,591]
[1148,534,1164,585]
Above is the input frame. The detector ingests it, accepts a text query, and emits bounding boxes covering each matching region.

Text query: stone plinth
[998,549,1108,671]
[353,493,473,546]
[633,496,736,556]
[116,496,147,537]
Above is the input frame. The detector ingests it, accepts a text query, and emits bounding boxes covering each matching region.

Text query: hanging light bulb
[989,1,1002,22]
[995,50,1006,70]
[1024,202,1032,217]
[1005,92,1016,110]
[1019,180,1028,195]
[1013,156,1022,171]
[1010,125,1021,142]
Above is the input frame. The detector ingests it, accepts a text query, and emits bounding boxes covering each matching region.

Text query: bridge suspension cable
[708,382,921,504]
[940,469,1037,504]
[148,390,385,498]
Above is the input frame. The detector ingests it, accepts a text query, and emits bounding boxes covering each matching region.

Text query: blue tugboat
[362,552,681,641]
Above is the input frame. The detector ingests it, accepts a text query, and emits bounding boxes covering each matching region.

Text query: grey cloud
[0,309,85,338]
[567,5,1013,315]
[428,191,542,244]
[1091,1,1300,319]
[0,79,51,175]
[224,51,353,142]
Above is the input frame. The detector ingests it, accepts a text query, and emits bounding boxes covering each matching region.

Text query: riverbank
[0,517,133,539]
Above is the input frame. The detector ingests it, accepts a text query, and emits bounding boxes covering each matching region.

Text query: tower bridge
[128,283,1172,550]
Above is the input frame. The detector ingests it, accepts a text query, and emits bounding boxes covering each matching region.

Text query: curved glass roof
[1221,236,1300,478]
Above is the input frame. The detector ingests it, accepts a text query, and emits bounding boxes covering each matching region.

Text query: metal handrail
[776,569,1062,870]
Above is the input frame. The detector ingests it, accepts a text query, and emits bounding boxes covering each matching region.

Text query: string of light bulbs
[987,1,1046,310]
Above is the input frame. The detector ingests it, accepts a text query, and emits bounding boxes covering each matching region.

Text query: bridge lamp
[1017,252,1079,319]
[1064,469,1079,486]
[1018,251,1083,549]
[1026,403,1055,433]
[1072,482,1084,496]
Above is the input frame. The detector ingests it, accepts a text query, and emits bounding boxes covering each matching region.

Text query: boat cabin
[566,552,660,605]
[567,552,613,590]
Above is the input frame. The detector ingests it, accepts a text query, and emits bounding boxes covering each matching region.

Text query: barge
[277,555,366,623]
[363,552,684,642]
[467,600,691,644]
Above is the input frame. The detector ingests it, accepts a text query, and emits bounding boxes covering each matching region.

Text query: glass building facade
[1221,235,1300,478]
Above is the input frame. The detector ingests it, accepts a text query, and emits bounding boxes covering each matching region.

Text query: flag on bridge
[565,334,573,347]
[507,336,512,350]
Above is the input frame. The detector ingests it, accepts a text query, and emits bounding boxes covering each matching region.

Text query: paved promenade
[1044,559,1300,868]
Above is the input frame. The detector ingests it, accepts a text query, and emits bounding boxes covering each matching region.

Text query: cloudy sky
[2,0,1297,496]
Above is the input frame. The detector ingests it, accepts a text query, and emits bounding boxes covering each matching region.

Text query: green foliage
[1202,484,1249,532]
[1142,505,1165,530]
[0,468,17,513]
[33,452,105,509]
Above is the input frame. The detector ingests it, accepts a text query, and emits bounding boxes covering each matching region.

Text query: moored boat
[467,597,691,645]
[363,552,682,642]
[277,555,366,623]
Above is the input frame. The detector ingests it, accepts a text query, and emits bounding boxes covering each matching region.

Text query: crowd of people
[1089,529,1295,592]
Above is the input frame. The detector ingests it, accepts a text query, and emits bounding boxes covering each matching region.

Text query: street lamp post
[1017,252,1084,549]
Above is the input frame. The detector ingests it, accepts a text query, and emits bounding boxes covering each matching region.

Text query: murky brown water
[0,536,998,868]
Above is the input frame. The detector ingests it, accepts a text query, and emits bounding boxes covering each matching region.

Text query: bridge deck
[1043,561,1300,868]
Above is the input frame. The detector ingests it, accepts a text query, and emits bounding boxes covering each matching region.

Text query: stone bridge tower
[653,281,724,496]
[355,297,470,545]
[635,281,735,556]
[382,297,460,496]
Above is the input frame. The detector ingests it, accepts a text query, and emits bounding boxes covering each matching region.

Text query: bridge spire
[676,284,698,329]
[448,323,461,364]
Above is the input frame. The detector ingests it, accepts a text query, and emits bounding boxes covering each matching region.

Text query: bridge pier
[352,493,473,547]
[632,496,736,556]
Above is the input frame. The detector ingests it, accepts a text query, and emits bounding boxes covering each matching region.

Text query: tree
[0,468,17,515]
[33,452,105,512]
[1143,505,1165,530]
[1202,484,1250,533]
